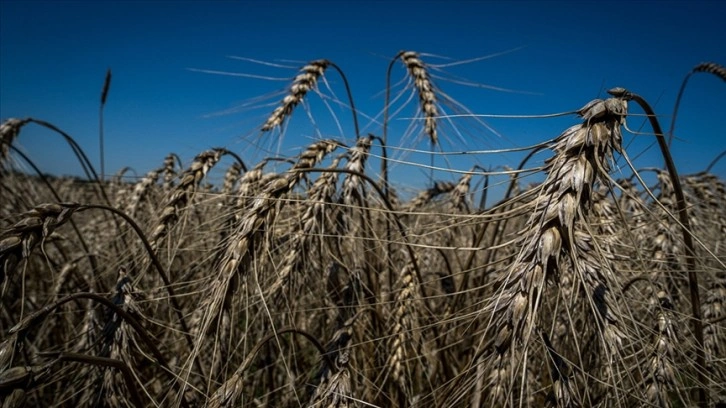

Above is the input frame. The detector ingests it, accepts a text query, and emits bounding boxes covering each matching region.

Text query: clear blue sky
[1,0,725,194]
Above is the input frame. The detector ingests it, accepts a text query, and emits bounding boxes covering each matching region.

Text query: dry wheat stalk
[124,167,162,218]
[650,170,689,305]
[341,135,372,207]
[235,158,269,214]
[669,62,725,146]
[262,60,330,131]
[400,51,438,146]
[337,136,373,258]
[489,96,627,353]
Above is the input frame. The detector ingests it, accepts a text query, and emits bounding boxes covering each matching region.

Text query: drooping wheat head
[261,59,330,132]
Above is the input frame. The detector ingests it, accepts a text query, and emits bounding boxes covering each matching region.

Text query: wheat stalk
[668,61,725,146]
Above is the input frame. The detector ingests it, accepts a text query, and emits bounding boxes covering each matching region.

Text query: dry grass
[1,56,725,408]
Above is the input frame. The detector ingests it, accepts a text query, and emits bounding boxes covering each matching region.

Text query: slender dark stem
[217,147,248,172]
[615,88,707,407]
[56,352,144,408]
[100,69,112,182]
[4,143,100,288]
[478,170,489,210]
[28,119,111,207]
[328,62,360,139]
[382,52,404,292]
[706,149,726,173]
[667,71,693,147]
[382,52,402,200]
[99,105,105,182]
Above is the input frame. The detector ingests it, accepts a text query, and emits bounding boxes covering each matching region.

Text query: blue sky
[1,0,725,196]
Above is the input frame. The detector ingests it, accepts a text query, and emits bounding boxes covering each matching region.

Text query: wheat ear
[1,202,79,289]
[262,60,329,131]
[266,157,342,299]
[0,118,30,166]
[189,141,339,391]
[400,51,438,146]
[484,97,627,403]
[148,148,225,252]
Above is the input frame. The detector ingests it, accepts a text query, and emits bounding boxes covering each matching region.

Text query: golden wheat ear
[400,51,439,147]
[261,59,329,132]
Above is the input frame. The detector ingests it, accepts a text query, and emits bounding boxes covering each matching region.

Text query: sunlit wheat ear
[404,181,455,211]
[0,202,79,290]
[149,148,225,252]
[125,167,161,218]
[190,140,338,360]
[0,118,30,165]
[400,51,438,146]
[341,135,372,207]
[450,171,474,212]
[338,136,373,238]
[162,153,179,190]
[266,157,342,299]
[261,59,330,131]
[484,96,627,401]
[221,162,243,197]
[235,158,268,213]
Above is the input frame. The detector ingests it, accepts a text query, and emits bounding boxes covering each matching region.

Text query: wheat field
[0,55,724,408]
